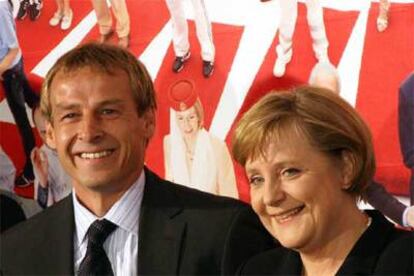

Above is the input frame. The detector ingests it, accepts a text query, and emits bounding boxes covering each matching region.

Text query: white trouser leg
[110,0,130,38]
[276,0,297,60]
[306,0,329,61]
[191,0,215,62]
[92,0,113,35]
[166,0,190,57]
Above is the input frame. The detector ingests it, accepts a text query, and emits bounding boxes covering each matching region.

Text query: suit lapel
[138,168,186,275]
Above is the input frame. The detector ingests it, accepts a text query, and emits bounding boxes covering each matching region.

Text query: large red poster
[1,0,413,202]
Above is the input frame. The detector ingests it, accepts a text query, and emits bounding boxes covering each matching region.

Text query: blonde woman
[233,87,412,275]
[163,79,238,198]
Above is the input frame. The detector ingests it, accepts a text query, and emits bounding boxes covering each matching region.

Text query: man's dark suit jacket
[1,168,275,275]
[399,72,414,203]
[364,73,414,223]
[238,210,413,275]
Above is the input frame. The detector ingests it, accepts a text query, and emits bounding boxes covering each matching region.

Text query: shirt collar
[73,170,145,245]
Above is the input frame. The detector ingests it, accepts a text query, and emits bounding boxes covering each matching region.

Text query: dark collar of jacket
[137,167,186,274]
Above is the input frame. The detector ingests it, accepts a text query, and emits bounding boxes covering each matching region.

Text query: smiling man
[0,43,273,275]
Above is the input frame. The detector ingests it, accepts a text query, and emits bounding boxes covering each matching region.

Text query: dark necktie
[78,219,118,276]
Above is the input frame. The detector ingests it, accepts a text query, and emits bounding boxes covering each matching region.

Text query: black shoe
[202,61,214,78]
[172,52,191,73]
[28,0,43,21]
[16,0,30,20]
[15,174,33,188]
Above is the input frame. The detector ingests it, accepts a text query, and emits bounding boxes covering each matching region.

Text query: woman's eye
[249,175,264,186]
[281,168,300,178]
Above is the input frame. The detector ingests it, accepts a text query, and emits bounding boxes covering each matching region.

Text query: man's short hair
[41,43,157,121]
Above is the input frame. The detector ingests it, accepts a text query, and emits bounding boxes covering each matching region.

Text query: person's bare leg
[49,0,63,26]
[92,0,113,43]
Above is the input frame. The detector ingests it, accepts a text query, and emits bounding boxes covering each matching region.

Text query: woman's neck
[183,132,198,151]
[300,209,370,276]
[183,132,199,164]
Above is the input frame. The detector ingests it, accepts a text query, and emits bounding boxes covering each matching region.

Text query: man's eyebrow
[54,100,125,111]
[54,103,80,111]
[98,99,125,106]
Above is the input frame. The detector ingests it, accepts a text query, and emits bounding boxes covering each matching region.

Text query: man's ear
[45,122,57,150]
[142,109,156,140]
[340,150,355,190]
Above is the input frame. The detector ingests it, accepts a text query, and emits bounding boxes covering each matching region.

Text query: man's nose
[77,114,103,143]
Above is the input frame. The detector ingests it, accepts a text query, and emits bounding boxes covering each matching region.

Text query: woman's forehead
[177,106,197,116]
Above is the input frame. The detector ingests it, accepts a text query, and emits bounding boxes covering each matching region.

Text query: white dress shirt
[73,171,145,276]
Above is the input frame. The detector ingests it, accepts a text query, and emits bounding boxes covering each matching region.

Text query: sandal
[61,9,73,30]
[49,11,63,27]
[376,1,390,32]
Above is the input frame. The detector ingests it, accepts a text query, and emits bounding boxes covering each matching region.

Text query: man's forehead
[52,64,129,83]
[50,66,128,93]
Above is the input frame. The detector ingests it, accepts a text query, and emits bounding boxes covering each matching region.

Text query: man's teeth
[80,150,112,159]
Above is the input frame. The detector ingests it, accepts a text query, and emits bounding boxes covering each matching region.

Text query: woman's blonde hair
[232,86,375,196]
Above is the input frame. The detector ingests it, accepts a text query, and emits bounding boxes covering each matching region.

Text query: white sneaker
[49,11,62,26]
[273,49,292,77]
[61,9,73,30]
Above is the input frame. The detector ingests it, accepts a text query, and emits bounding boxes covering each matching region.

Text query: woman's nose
[262,179,285,206]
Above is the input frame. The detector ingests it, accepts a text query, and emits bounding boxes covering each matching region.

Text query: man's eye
[281,168,301,178]
[61,113,77,121]
[101,109,116,115]
[249,175,264,186]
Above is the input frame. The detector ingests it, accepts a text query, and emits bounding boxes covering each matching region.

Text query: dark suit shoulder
[141,168,275,275]
[146,167,248,210]
[1,195,74,275]
[374,229,413,275]
[1,195,72,242]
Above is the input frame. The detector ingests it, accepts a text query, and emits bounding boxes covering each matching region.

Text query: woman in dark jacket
[232,86,412,275]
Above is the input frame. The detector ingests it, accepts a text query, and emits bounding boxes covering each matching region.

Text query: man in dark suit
[1,43,274,275]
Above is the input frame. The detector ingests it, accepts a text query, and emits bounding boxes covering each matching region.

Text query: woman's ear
[340,150,355,190]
